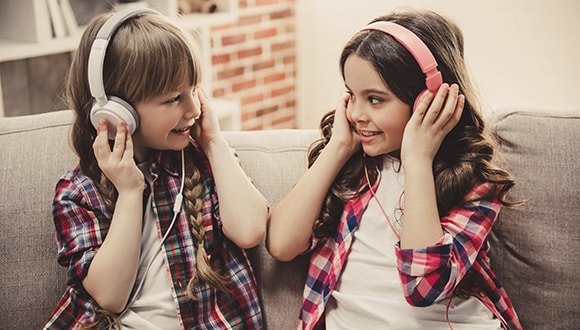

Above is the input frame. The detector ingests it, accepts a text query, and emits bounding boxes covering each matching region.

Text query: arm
[191,88,268,249]
[267,94,360,261]
[82,120,145,313]
[396,183,501,306]
[399,83,464,249]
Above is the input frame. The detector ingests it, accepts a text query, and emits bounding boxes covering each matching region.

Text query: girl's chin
[362,145,394,158]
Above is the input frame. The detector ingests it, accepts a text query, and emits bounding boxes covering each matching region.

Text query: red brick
[241,93,265,106]
[245,123,264,131]
[238,14,262,26]
[256,0,278,6]
[272,113,295,127]
[271,85,293,97]
[212,53,231,65]
[270,9,293,20]
[252,59,275,71]
[264,72,286,84]
[217,67,245,80]
[283,55,295,64]
[233,79,257,92]
[241,111,254,122]
[254,27,277,40]
[222,34,247,46]
[256,105,279,117]
[213,88,226,98]
[237,47,262,59]
[271,40,294,52]
[239,0,250,9]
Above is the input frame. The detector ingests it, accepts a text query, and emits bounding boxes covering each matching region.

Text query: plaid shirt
[299,182,521,330]
[44,142,263,329]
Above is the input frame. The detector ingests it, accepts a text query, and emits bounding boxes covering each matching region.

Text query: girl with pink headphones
[45,8,267,329]
[267,9,521,330]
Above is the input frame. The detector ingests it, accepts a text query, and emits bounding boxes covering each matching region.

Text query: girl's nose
[185,93,201,119]
[349,101,366,123]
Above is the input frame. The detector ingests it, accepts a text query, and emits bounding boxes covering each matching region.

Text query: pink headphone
[359,21,443,109]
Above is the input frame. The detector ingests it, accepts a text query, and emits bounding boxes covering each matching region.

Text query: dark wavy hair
[309,9,517,240]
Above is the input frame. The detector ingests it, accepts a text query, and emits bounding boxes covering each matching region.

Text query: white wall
[295,0,580,128]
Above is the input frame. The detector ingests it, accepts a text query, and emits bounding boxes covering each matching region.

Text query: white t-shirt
[119,165,180,329]
[325,158,500,329]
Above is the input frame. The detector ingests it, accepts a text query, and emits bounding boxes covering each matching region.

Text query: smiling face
[131,74,201,162]
[344,54,411,157]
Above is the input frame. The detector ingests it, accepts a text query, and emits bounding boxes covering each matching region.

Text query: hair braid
[182,153,230,300]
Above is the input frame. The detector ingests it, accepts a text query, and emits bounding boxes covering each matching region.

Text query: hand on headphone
[400,83,464,167]
[328,93,361,157]
[189,86,223,150]
[93,119,145,194]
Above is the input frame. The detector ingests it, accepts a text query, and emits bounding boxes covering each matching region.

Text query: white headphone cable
[120,148,185,316]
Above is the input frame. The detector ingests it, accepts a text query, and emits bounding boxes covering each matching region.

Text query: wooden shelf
[0,36,79,62]
[0,0,241,130]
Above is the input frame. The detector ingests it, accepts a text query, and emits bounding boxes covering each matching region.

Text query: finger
[423,83,449,125]
[433,84,459,126]
[93,119,111,160]
[121,130,135,162]
[335,93,350,117]
[198,86,213,111]
[409,90,433,125]
[334,93,352,127]
[111,121,127,160]
[441,94,465,132]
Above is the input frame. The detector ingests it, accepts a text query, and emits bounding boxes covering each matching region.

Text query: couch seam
[0,122,72,136]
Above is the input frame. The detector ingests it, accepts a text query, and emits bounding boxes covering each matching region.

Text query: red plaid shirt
[298,182,521,330]
[44,142,262,329]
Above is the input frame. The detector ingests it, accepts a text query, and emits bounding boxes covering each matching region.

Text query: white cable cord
[121,148,185,316]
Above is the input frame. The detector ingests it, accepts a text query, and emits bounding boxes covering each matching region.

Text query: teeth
[360,131,377,137]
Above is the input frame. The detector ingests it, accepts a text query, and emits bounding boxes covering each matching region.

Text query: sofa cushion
[0,110,76,328]
[223,129,319,329]
[489,108,580,329]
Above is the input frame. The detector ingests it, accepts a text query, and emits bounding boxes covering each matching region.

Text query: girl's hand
[190,87,222,150]
[328,93,361,156]
[401,83,465,167]
[93,119,145,193]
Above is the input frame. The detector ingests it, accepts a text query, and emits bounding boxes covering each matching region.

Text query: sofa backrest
[1,108,579,329]
[488,108,580,329]
[0,110,75,328]
[222,128,319,329]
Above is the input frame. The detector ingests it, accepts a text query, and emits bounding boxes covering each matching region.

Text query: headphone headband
[359,21,443,92]
[88,7,161,106]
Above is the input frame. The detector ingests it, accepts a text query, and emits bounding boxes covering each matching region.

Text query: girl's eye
[346,91,355,101]
[368,96,383,104]
[165,95,181,104]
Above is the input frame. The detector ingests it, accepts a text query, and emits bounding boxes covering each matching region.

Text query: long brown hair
[67,11,229,329]
[309,9,517,239]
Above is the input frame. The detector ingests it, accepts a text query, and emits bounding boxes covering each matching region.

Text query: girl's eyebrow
[344,84,389,96]
[362,88,389,95]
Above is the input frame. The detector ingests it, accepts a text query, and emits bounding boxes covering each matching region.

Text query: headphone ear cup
[90,96,140,139]
[413,89,430,112]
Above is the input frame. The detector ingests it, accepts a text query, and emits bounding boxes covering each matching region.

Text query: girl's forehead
[344,55,388,91]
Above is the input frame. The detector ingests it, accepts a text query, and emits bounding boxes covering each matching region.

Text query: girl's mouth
[359,130,380,137]
[172,126,191,135]
[358,130,381,143]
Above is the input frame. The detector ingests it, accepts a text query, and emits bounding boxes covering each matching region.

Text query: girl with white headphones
[45,8,267,329]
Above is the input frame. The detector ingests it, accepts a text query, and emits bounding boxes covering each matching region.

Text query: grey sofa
[0,107,578,329]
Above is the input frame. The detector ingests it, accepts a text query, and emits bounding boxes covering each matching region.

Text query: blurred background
[1,0,578,130]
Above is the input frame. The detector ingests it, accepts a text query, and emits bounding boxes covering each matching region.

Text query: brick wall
[210,0,296,130]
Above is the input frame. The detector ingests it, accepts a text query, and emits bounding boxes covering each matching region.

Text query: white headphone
[88,7,161,139]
